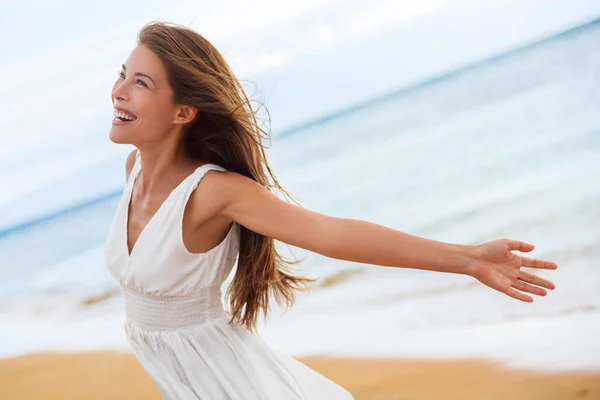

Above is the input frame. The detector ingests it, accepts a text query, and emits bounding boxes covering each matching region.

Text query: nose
[111,79,129,103]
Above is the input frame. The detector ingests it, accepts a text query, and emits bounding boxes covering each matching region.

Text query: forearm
[323,217,474,275]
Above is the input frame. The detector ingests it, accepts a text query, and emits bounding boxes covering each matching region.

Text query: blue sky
[0,0,599,209]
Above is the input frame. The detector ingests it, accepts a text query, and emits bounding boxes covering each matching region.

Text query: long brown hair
[137,20,315,332]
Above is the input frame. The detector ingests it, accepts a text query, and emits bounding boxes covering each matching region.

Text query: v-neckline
[123,160,206,262]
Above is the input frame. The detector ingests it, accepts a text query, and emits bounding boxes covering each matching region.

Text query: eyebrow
[122,64,155,85]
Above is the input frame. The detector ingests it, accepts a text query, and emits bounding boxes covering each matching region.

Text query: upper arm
[124,149,137,182]
[208,171,334,254]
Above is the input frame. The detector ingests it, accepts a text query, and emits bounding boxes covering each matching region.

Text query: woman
[104,20,558,399]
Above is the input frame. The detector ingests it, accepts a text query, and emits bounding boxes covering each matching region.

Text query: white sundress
[104,150,354,400]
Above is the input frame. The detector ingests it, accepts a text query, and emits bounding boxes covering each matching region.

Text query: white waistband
[123,285,225,330]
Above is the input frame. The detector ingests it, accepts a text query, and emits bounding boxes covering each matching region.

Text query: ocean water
[1,20,599,369]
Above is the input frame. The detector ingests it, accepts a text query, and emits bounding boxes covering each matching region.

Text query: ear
[174,104,197,126]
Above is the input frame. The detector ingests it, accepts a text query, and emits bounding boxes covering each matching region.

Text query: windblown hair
[137,21,315,333]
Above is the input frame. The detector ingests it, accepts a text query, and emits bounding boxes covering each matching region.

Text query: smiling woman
[103,19,558,400]
[104,20,352,400]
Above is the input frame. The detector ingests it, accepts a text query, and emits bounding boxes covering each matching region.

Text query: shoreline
[1,351,599,399]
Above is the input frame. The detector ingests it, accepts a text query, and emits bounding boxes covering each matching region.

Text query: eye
[116,71,148,88]
[135,79,148,88]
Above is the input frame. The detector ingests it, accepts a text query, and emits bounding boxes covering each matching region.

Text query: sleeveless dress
[104,150,354,400]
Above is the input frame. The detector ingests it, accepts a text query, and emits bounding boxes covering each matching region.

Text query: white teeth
[113,110,137,121]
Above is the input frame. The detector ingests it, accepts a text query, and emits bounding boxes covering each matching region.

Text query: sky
[0,0,599,210]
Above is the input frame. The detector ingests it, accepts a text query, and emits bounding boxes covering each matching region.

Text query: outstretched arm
[213,171,558,302]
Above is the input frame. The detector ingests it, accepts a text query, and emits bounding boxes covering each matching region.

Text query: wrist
[459,244,479,277]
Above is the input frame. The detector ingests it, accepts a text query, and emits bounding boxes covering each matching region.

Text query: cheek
[138,98,172,126]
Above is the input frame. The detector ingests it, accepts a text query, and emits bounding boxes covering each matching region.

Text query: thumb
[507,239,535,252]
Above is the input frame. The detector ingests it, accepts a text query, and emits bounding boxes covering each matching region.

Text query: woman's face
[109,44,178,145]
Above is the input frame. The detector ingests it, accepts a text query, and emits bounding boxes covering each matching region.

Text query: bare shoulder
[187,168,260,224]
[124,149,138,182]
[201,168,268,206]
[189,168,242,214]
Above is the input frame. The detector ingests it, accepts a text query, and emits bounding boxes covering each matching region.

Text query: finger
[519,270,556,290]
[507,240,535,252]
[505,286,534,302]
[511,279,547,296]
[520,255,559,270]
[495,276,534,302]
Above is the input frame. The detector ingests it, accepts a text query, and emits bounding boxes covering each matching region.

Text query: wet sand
[1,351,599,399]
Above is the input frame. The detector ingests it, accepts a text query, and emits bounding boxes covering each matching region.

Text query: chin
[108,128,134,145]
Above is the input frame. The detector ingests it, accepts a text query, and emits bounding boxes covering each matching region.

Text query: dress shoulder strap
[188,162,227,193]
[126,149,141,185]
[175,163,231,243]
[179,163,227,210]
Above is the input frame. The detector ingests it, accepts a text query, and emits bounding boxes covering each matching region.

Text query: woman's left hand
[466,239,558,302]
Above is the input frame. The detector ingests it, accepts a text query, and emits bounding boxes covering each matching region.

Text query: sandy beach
[1,351,599,400]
